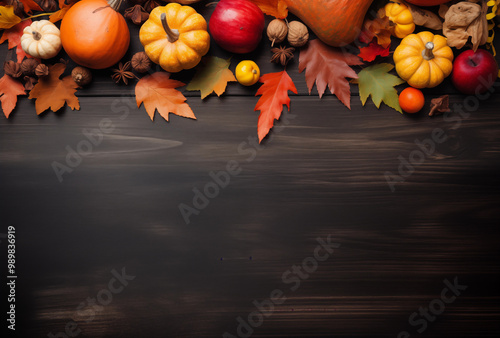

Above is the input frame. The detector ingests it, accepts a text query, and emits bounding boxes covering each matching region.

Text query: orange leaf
[360,16,392,48]
[254,70,297,143]
[358,40,390,62]
[299,39,362,108]
[136,72,196,122]
[18,0,42,14]
[247,0,288,18]
[28,63,80,115]
[0,74,25,118]
[49,3,73,23]
[0,19,32,62]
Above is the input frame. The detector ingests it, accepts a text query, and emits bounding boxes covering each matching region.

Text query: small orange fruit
[399,87,425,114]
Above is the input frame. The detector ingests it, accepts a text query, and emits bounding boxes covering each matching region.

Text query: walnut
[267,19,288,47]
[287,21,309,48]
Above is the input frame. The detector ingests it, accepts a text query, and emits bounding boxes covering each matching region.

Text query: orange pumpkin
[282,0,374,46]
[60,0,130,69]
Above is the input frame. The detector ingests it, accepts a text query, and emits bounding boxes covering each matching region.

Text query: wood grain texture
[1,94,500,337]
[1,2,500,337]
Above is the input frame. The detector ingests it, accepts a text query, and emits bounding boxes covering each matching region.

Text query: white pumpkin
[21,20,62,59]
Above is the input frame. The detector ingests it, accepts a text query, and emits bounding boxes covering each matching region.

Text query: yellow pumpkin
[393,32,454,88]
[139,3,210,73]
[385,2,415,39]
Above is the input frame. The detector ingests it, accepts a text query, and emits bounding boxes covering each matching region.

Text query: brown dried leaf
[429,95,451,117]
[405,1,443,30]
[443,1,488,51]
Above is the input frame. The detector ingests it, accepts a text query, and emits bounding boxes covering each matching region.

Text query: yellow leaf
[0,6,22,30]
[247,0,288,19]
[186,56,236,99]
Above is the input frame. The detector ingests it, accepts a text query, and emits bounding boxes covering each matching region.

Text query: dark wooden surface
[1,2,500,337]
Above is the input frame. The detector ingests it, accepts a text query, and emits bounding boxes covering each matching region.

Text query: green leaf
[186,56,236,99]
[358,63,405,114]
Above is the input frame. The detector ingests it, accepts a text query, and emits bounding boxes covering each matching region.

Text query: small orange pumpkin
[60,0,130,69]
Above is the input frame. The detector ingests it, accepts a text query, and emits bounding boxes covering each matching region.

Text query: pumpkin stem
[107,0,123,11]
[160,13,180,43]
[32,30,42,41]
[423,42,435,60]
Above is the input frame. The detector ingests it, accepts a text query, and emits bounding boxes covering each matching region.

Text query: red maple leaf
[299,39,362,108]
[0,19,33,62]
[254,70,297,143]
[358,40,391,62]
[19,0,43,14]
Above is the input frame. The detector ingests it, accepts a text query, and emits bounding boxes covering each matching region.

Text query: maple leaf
[247,0,288,19]
[360,16,392,48]
[357,40,390,62]
[136,72,195,122]
[18,0,42,14]
[28,63,80,114]
[186,56,236,99]
[0,5,21,29]
[299,39,362,109]
[357,63,405,114]
[254,70,297,142]
[0,74,25,118]
[0,19,32,62]
[49,0,74,23]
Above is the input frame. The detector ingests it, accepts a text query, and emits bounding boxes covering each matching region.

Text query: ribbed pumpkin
[21,20,62,59]
[393,32,454,88]
[385,2,415,39]
[282,0,374,46]
[139,4,210,73]
[60,0,130,69]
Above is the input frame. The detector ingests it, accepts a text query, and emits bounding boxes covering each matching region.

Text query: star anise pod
[111,62,135,85]
[35,0,57,12]
[143,0,160,13]
[270,46,295,66]
[124,5,149,25]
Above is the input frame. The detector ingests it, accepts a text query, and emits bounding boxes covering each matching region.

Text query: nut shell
[71,66,92,86]
[267,19,288,47]
[287,21,309,47]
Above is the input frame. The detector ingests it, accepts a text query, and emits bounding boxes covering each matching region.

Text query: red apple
[451,49,499,95]
[209,0,265,54]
